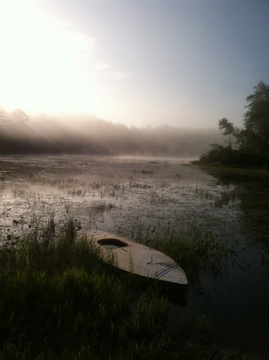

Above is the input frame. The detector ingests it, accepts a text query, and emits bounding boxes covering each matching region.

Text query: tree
[0,105,8,125]
[9,109,30,124]
[200,81,269,166]
[243,81,269,154]
[218,118,244,149]
[219,82,269,156]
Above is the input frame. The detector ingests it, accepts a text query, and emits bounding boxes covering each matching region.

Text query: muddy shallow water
[0,155,268,355]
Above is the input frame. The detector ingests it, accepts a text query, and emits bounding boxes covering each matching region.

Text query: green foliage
[200,145,269,166]
[153,225,235,283]
[200,143,231,164]
[244,81,269,154]
[0,220,219,360]
[201,81,269,166]
[218,118,244,148]
[130,291,167,339]
[244,82,269,131]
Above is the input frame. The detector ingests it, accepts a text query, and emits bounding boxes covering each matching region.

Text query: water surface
[0,155,268,354]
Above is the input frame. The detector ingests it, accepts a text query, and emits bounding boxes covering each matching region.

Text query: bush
[200,144,269,167]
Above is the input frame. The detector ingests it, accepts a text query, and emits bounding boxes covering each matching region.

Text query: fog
[0,108,224,158]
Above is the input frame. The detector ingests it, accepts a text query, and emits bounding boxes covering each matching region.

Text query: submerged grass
[0,219,219,360]
[153,225,236,283]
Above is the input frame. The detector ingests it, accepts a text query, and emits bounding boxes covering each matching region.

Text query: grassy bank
[192,160,269,178]
[0,219,234,360]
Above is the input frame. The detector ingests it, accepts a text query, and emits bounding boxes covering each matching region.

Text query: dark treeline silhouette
[200,81,269,167]
[0,106,223,157]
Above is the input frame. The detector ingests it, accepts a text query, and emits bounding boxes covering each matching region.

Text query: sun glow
[0,0,97,113]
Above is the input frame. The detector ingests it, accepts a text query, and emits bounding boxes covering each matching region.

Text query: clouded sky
[1,0,269,128]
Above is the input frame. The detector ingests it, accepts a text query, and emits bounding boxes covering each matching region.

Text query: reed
[0,219,219,360]
[152,224,235,283]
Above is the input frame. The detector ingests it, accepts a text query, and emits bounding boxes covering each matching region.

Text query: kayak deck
[82,229,188,285]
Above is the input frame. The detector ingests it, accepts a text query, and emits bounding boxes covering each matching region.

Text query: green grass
[153,225,235,283]
[0,219,227,360]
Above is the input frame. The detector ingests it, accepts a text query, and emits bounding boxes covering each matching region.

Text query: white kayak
[82,229,188,285]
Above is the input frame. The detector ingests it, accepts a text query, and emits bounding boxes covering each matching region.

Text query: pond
[0,155,268,355]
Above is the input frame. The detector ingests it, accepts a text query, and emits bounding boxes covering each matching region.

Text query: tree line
[0,106,223,157]
[200,81,269,167]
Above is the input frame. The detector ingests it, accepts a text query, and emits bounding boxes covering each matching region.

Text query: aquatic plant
[0,220,216,360]
[152,225,236,283]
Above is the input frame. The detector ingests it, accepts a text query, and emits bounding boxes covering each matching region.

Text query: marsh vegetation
[0,218,226,360]
[0,155,268,358]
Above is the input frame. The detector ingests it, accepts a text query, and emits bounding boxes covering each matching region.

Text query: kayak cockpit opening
[97,238,128,250]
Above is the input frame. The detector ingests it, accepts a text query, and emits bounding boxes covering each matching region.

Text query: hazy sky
[1,0,269,128]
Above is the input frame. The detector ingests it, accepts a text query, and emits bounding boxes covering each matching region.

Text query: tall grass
[153,224,236,283]
[0,219,222,359]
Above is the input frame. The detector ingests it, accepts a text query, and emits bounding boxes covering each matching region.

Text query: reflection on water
[0,155,268,354]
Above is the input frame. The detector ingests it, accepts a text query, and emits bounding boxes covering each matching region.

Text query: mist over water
[1,100,268,356]
[0,110,223,157]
